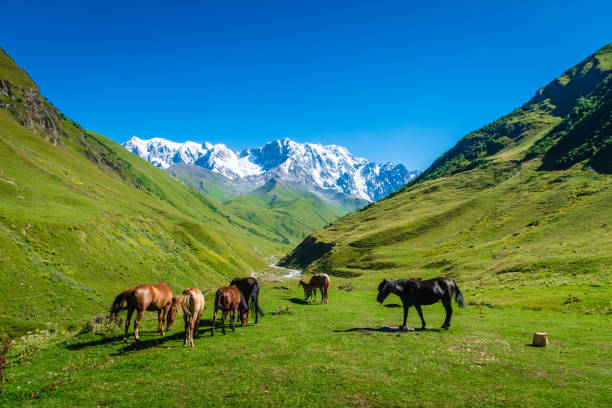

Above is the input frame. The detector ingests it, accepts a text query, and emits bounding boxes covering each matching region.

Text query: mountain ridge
[123,136,419,201]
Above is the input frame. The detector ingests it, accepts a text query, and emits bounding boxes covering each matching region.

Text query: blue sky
[2,1,611,170]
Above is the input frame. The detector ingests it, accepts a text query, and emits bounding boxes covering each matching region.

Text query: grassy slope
[168,165,365,246]
[166,164,256,203]
[2,282,610,407]
[280,43,612,313]
[0,50,291,334]
[225,179,348,246]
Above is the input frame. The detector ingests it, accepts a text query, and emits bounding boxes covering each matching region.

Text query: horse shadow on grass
[334,327,441,334]
[383,303,402,308]
[288,297,308,305]
[65,335,125,350]
[66,330,185,354]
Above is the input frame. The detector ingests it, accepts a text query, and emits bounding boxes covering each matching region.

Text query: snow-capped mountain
[123,136,419,201]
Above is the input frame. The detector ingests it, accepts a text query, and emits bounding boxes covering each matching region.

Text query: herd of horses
[109,272,465,346]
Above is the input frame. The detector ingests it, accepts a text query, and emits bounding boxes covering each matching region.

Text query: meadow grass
[2,275,611,407]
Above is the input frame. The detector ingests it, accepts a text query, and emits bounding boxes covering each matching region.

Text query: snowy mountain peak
[122,137,419,201]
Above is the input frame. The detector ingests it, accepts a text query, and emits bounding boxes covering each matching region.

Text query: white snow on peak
[122,136,419,201]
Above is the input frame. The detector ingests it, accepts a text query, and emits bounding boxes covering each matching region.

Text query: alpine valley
[1,35,612,407]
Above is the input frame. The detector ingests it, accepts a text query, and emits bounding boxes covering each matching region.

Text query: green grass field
[2,273,611,407]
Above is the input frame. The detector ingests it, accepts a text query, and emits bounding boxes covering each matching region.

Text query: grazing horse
[298,280,315,302]
[211,285,248,336]
[377,277,465,330]
[230,277,265,324]
[169,287,205,347]
[110,282,174,342]
[298,273,330,304]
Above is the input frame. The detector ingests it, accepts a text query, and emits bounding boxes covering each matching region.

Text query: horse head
[167,296,180,331]
[377,279,391,304]
[298,280,311,300]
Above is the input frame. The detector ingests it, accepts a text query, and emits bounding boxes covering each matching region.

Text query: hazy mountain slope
[0,49,286,334]
[224,179,348,245]
[281,43,612,313]
[166,164,257,203]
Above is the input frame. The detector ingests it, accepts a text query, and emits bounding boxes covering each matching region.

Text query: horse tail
[453,281,466,308]
[110,289,131,319]
[252,283,265,317]
[214,289,223,312]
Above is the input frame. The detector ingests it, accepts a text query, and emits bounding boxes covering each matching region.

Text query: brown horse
[211,285,247,336]
[169,287,205,347]
[110,282,174,342]
[298,273,330,304]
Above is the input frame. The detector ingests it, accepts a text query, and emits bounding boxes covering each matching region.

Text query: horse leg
[162,305,170,333]
[194,312,201,338]
[230,307,236,332]
[253,294,259,324]
[401,302,410,330]
[414,304,426,329]
[183,315,189,346]
[221,310,228,335]
[157,310,163,335]
[134,309,145,341]
[190,313,198,346]
[211,308,218,336]
[442,300,453,330]
[124,307,134,343]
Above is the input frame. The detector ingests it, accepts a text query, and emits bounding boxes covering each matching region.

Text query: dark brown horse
[211,285,248,336]
[230,277,265,324]
[298,273,330,304]
[377,277,465,330]
[110,282,175,342]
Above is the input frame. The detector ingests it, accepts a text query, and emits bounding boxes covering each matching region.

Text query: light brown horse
[211,285,247,336]
[110,282,174,342]
[169,287,205,347]
[299,273,330,304]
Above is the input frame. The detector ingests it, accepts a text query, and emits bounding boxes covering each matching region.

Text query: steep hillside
[281,43,612,313]
[166,164,257,203]
[416,43,612,183]
[224,179,350,246]
[0,49,285,334]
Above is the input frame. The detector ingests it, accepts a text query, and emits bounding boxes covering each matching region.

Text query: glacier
[123,136,419,201]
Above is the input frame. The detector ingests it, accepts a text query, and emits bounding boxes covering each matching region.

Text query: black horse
[377,277,465,330]
[229,277,265,324]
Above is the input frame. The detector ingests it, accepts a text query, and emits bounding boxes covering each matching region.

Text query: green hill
[224,178,350,245]
[280,43,612,313]
[0,48,289,334]
[166,164,257,203]
[168,164,368,247]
